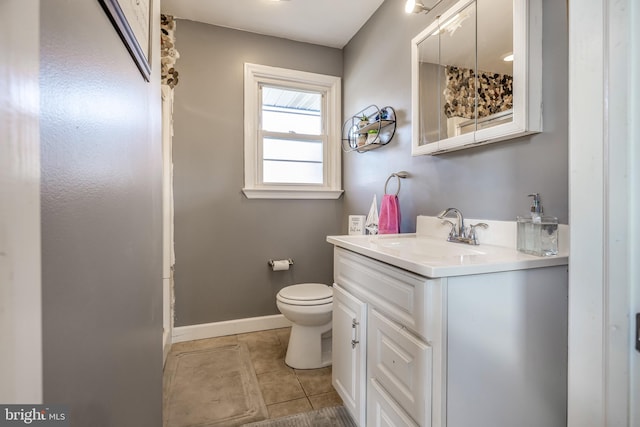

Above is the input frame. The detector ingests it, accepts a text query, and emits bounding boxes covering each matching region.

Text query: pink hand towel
[378,194,401,234]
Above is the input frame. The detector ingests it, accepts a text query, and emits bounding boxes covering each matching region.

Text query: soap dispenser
[528,193,542,222]
[517,193,559,256]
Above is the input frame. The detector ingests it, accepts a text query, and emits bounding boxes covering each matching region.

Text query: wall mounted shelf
[342,105,396,153]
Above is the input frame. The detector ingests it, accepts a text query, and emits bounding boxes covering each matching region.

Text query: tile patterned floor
[166,327,342,421]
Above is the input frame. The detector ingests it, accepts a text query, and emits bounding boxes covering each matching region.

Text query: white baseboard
[172,314,292,343]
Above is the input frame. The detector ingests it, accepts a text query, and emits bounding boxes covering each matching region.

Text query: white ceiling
[160,0,386,49]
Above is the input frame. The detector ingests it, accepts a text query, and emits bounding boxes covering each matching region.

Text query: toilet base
[285,323,332,369]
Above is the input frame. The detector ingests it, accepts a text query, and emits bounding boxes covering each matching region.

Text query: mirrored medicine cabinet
[411,0,542,155]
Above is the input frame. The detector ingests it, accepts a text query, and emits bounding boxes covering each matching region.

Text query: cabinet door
[332,283,367,427]
[368,308,432,426]
[368,378,420,427]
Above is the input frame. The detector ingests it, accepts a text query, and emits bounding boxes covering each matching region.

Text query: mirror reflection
[416,0,513,146]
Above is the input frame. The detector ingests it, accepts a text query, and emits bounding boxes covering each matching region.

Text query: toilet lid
[277,283,333,304]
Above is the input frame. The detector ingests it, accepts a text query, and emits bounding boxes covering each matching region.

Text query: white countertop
[327,216,569,278]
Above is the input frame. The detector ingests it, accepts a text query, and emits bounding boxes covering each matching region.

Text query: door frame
[568,0,638,425]
[0,0,43,403]
[161,85,175,364]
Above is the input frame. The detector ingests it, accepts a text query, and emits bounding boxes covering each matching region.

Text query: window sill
[242,187,344,200]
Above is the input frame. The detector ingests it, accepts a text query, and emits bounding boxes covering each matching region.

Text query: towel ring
[384,171,409,195]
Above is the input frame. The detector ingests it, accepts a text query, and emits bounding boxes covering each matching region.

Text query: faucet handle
[469,222,489,229]
[440,219,458,238]
[468,223,489,245]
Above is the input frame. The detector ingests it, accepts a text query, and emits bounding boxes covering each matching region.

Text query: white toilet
[276,283,333,369]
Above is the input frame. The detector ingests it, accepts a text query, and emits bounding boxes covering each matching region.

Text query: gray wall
[172,0,567,328]
[172,21,344,326]
[40,1,163,425]
[342,0,568,232]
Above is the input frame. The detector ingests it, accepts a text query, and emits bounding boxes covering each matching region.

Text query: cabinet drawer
[368,308,432,426]
[368,378,420,427]
[334,247,441,341]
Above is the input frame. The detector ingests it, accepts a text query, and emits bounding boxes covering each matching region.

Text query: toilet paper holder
[268,258,294,267]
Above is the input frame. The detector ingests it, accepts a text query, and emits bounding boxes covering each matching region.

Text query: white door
[631,0,640,417]
[630,0,640,419]
[332,284,367,427]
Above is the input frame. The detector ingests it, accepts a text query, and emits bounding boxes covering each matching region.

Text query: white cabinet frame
[411,0,542,155]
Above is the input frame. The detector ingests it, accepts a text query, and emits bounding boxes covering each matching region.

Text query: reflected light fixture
[502,53,514,62]
[405,0,430,14]
[431,11,471,36]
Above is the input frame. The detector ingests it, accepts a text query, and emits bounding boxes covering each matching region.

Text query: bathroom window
[243,63,343,199]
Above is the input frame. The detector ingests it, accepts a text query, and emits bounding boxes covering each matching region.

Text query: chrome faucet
[437,208,488,245]
[437,208,465,238]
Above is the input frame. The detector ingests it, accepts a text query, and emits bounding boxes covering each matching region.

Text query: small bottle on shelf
[358,115,369,129]
[367,129,379,144]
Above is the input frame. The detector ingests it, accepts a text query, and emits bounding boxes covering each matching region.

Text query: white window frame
[243,63,343,199]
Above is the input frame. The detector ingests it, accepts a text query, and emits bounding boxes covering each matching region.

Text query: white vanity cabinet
[330,243,568,427]
[332,247,443,427]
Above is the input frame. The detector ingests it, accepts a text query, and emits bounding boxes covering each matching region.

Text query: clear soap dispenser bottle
[517,193,558,256]
[528,193,542,222]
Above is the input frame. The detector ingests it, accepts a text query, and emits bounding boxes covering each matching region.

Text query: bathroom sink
[372,235,488,258]
[327,226,568,278]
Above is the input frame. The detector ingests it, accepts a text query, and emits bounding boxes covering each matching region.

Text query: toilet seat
[277,283,333,306]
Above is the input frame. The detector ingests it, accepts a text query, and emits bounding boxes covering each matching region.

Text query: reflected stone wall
[443,65,513,119]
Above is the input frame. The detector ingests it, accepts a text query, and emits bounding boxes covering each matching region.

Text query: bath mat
[163,343,268,427]
[241,406,356,427]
